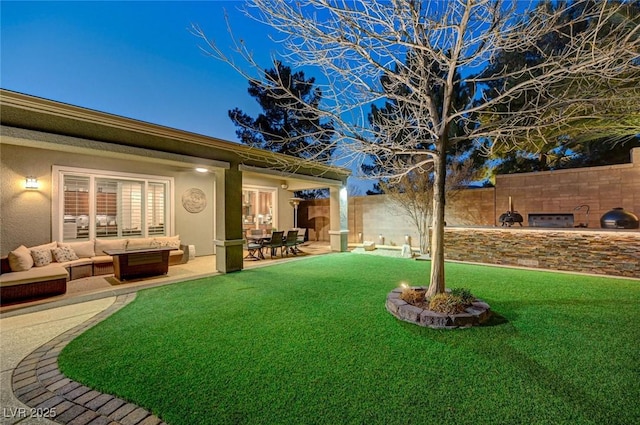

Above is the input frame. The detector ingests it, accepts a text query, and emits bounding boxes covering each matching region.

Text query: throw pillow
[8,245,34,272]
[51,246,79,263]
[153,235,180,249]
[31,248,53,267]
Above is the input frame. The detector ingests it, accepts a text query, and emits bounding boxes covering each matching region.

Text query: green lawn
[58,254,640,425]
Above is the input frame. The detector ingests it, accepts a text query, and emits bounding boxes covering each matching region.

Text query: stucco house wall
[2,143,52,250]
[0,138,218,256]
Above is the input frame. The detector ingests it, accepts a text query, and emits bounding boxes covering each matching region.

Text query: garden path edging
[11,293,168,425]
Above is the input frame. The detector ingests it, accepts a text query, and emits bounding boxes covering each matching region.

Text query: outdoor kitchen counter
[443,225,640,233]
[437,226,640,279]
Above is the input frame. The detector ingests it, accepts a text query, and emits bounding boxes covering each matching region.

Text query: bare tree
[381,160,477,255]
[193,0,640,296]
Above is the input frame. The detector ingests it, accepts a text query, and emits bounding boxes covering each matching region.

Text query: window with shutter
[63,176,90,240]
[55,167,173,242]
[147,182,166,236]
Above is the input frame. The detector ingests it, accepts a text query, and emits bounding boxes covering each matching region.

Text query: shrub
[450,287,475,305]
[428,293,466,314]
[400,287,426,305]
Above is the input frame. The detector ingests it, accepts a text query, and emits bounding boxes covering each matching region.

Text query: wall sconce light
[25,176,39,190]
[280,181,289,190]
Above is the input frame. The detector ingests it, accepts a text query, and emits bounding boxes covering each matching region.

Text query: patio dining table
[247,232,291,259]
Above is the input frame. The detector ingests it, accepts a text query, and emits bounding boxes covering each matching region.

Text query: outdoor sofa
[1,236,188,305]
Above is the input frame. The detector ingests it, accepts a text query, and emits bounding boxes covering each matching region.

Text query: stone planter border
[386,287,492,329]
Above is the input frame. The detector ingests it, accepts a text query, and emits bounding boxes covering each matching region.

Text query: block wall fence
[298,148,639,278]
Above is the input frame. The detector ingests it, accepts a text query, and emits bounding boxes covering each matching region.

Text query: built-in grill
[499,211,523,227]
[528,213,575,228]
[499,196,523,227]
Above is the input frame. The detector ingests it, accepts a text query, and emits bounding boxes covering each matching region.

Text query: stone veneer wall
[442,227,640,278]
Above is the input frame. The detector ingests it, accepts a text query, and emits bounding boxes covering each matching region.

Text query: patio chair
[263,230,285,258]
[244,239,264,261]
[283,230,299,257]
[292,227,307,253]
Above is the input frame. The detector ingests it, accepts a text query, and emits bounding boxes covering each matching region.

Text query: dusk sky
[1,1,283,143]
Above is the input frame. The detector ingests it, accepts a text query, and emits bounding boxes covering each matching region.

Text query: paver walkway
[10,293,165,425]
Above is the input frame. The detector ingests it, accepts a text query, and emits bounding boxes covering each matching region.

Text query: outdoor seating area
[0,236,189,305]
[0,242,333,315]
[244,228,307,261]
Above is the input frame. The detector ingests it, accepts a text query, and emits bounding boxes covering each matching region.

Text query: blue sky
[1,1,280,142]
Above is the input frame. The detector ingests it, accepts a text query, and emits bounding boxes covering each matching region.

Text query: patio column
[213,166,244,273]
[328,185,349,252]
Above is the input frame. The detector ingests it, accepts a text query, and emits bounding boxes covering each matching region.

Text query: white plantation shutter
[57,167,173,242]
[63,176,90,217]
[63,175,90,240]
[96,179,118,237]
[147,182,166,236]
[120,181,143,236]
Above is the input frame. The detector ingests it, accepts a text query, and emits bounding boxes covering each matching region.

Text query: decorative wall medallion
[182,188,207,213]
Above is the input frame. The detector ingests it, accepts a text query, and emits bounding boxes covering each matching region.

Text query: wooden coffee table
[104,247,175,281]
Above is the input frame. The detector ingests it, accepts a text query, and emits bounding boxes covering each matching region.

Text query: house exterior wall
[175,170,216,256]
[300,199,330,242]
[1,143,53,250]
[1,139,322,257]
[0,142,217,257]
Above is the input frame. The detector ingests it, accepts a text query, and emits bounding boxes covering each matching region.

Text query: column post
[213,166,244,273]
[328,185,349,252]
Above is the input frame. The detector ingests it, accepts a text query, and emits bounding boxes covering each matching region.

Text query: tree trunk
[419,226,430,255]
[426,150,447,297]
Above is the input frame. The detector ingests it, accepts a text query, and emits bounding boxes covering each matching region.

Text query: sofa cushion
[0,264,68,287]
[91,255,114,264]
[95,239,126,255]
[30,241,58,252]
[152,235,181,249]
[59,240,95,258]
[8,245,34,272]
[31,248,53,267]
[52,246,79,263]
[57,258,94,268]
[127,238,155,250]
